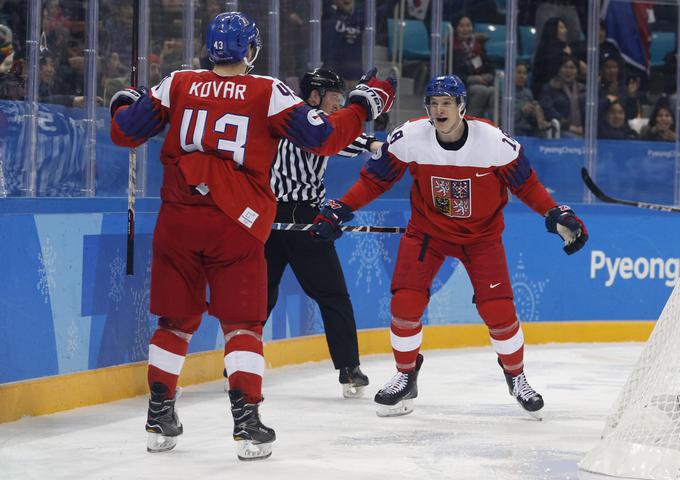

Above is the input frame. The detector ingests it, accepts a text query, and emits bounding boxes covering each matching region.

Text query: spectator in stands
[160,39,184,77]
[641,101,676,142]
[514,63,551,137]
[532,17,585,97]
[599,54,643,120]
[539,54,585,138]
[598,99,638,140]
[38,53,96,107]
[534,0,584,44]
[573,19,621,68]
[452,15,495,118]
[322,0,364,84]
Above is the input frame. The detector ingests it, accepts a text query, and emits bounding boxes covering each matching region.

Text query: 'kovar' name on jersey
[188,81,246,100]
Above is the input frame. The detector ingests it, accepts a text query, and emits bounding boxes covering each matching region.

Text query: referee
[267,68,382,398]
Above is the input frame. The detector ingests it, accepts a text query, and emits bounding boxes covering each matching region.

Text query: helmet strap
[244,45,260,73]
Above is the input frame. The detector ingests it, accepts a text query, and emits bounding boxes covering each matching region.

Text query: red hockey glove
[545,205,588,255]
[109,86,148,118]
[348,68,397,121]
[310,200,354,241]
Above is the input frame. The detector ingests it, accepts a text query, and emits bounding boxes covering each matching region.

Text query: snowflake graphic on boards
[108,249,125,310]
[348,210,392,293]
[37,237,57,303]
[131,253,153,359]
[511,253,549,322]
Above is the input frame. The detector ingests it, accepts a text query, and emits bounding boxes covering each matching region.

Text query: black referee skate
[498,358,544,420]
[374,354,424,417]
[146,382,183,453]
[229,390,276,461]
[339,365,370,398]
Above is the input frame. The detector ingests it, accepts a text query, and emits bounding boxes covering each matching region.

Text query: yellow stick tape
[0,322,653,423]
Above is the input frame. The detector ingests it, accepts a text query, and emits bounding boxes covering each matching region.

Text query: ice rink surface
[0,343,643,480]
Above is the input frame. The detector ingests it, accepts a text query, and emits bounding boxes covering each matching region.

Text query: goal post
[579,282,680,479]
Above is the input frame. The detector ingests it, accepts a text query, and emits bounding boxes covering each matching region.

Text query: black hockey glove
[109,86,148,118]
[545,205,589,255]
[348,68,397,121]
[310,200,354,241]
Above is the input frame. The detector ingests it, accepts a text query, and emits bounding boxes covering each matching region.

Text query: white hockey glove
[109,86,147,118]
[348,68,397,121]
[545,205,589,255]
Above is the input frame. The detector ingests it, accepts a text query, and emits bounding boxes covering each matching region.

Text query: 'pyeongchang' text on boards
[590,250,680,287]
[189,81,246,100]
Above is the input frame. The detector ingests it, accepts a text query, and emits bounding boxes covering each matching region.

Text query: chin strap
[244,46,260,73]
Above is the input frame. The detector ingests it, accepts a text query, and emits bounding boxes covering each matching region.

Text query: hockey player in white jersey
[312,75,588,419]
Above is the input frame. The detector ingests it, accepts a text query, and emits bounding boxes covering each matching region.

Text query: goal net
[579,282,680,479]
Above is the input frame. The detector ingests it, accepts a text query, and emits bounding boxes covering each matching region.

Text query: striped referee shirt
[270,129,374,206]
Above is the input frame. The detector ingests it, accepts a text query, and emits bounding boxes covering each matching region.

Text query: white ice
[0,343,643,480]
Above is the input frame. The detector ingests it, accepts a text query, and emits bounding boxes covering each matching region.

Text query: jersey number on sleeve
[180,108,250,165]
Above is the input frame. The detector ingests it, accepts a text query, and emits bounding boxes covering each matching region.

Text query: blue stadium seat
[649,31,675,68]
[387,18,452,61]
[476,23,506,63]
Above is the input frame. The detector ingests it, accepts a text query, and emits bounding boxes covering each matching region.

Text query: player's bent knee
[391,289,429,321]
[475,299,518,330]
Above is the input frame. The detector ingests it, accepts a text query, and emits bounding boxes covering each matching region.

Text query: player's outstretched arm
[271,69,396,157]
[110,87,168,148]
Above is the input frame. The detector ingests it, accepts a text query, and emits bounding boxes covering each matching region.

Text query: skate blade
[517,401,544,421]
[236,440,273,461]
[525,408,543,421]
[376,399,414,417]
[146,432,178,453]
[342,384,365,399]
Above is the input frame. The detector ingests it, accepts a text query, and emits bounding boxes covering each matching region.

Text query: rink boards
[1,198,675,422]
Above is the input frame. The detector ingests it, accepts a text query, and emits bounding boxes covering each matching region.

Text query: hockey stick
[581,167,680,213]
[272,223,406,234]
[126,0,140,275]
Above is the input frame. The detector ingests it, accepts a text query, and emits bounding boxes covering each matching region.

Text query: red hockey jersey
[341,117,557,243]
[111,70,367,242]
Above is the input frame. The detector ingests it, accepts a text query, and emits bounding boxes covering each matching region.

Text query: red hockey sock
[223,323,264,403]
[147,316,199,398]
[391,289,428,372]
[477,299,524,376]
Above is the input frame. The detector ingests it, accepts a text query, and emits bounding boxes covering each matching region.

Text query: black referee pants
[265,202,360,370]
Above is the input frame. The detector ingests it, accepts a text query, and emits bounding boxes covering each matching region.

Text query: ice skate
[229,390,276,461]
[339,365,369,398]
[146,382,183,452]
[498,359,544,420]
[374,354,423,417]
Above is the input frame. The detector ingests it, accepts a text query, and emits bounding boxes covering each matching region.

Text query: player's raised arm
[109,85,169,148]
[269,68,396,157]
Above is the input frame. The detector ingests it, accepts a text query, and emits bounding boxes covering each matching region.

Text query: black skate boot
[374,354,424,417]
[229,390,276,461]
[339,365,370,399]
[146,382,183,452]
[498,358,544,420]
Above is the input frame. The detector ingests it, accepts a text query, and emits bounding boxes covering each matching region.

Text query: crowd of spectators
[0,0,679,142]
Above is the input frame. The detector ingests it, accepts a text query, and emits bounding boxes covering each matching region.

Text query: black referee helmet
[299,68,346,103]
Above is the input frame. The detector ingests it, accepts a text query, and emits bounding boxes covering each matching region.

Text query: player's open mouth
[436,118,448,123]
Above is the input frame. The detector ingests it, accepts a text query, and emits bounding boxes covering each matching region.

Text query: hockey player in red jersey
[311,75,587,419]
[109,11,395,459]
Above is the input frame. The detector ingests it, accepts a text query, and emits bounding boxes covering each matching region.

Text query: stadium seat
[649,31,675,68]
[387,18,452,61]
[476,23,506,66]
